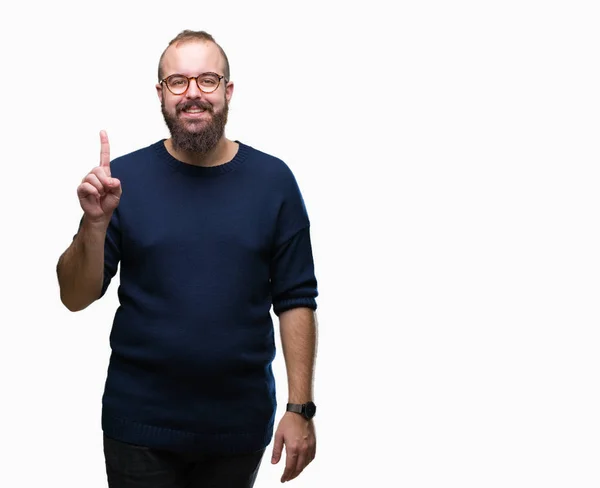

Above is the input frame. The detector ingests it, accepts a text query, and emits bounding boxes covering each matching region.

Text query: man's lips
[179,105,211,118]
[182,110,206,117]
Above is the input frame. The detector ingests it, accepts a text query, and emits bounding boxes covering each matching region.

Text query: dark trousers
[103,435,265,488]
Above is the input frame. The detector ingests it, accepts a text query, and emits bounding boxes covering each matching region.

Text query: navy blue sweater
[85,140,318,454]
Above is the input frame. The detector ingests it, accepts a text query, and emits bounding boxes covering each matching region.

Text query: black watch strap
[286,403,304,415]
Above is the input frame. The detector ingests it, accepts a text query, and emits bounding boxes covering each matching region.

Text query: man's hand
[271,412,316,483]
[77,130,122,225]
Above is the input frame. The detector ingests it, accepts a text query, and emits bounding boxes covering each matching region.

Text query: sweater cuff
[273,297,317,316]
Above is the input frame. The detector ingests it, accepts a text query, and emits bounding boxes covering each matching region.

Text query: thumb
[271,432,284,464]
[109,177,122,198]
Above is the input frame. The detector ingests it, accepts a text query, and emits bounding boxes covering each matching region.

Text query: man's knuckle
[92,167,107,178]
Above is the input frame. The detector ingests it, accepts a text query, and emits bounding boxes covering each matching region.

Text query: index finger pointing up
[99,130,111,175]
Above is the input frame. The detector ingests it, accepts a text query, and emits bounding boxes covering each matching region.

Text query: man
[56,30,319,488]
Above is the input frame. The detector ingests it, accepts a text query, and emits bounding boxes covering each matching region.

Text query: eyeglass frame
[159,72,229,95]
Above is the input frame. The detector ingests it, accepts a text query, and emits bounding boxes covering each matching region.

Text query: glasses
[160,72,227,95]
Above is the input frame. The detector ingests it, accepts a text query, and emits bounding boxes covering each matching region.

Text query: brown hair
[158,30,231,82]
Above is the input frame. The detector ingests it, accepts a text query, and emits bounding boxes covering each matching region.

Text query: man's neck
[164,137,238,167]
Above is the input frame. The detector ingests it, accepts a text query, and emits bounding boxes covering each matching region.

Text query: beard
[161,96,229,154]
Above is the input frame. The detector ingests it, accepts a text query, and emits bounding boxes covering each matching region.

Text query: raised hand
[76,130,122,224]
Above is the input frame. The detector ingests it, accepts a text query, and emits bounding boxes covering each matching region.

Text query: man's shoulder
[240,141,297,180]
[110,140,163,173]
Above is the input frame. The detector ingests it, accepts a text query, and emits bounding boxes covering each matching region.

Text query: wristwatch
[286,401,317,420]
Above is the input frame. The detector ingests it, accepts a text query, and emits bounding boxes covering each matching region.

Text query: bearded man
[56,30,319,488]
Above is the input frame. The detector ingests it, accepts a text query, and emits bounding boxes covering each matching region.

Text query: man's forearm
[56,216,108,312]
[279,307,318,403]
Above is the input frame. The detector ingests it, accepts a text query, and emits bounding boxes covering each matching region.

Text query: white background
[1,0,599,486]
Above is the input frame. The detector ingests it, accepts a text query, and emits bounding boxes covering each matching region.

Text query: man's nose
[185,78,203,99]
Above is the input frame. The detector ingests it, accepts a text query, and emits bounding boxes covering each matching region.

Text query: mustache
[177,100,214,114]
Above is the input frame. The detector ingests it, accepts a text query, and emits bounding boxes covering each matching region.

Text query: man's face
[157,41,233,154]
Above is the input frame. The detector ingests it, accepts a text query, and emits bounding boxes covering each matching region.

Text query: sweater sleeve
[100,210,122,297]
[269,170,318,316]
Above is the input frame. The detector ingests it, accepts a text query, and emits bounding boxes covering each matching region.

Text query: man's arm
[57,130,121,312]
[56,217,108,312]
[279,307,318,403]
[271,306,318,483]
[268,166,319,482]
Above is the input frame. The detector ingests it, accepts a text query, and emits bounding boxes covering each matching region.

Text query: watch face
[304,402,316,419]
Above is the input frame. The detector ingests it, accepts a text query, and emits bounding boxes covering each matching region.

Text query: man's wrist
[286,401,317,420]
[82,214,110,234]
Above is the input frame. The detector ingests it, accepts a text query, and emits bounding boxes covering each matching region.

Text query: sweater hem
[102,412,273,455]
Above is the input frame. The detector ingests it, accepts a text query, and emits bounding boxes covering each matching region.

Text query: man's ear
[225,80,234,103]
[156,83,163,103]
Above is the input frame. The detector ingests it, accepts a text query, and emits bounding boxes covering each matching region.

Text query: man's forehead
[163,40,222,66]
